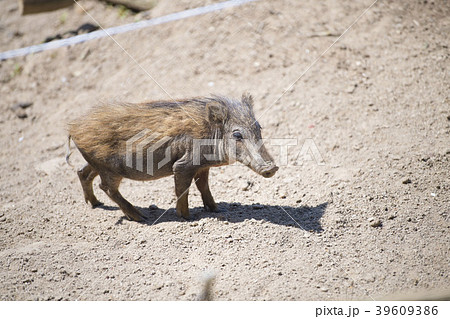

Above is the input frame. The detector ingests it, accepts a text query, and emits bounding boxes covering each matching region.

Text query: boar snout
[259,164,279,178]
[237,141,278,178]
[244,142,278,178]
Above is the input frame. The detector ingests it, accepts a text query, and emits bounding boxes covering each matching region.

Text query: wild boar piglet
[68,94,278,221]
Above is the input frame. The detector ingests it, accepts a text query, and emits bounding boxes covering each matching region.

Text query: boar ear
[241,93,254,108]
[207,102,227,123]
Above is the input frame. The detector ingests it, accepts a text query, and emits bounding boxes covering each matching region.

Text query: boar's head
[206,94,278,178]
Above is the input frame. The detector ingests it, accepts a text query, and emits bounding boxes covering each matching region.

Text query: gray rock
[370,220,382,228]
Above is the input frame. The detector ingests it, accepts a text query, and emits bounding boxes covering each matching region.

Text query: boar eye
[232,131,243,140]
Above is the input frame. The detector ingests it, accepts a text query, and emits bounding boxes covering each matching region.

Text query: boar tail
[65,135,74,167]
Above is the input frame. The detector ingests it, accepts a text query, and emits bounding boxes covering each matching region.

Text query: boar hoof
[205,203,218,212]
[215,207,228,214]
[176,209,190,220]
[121,206,146,222]
[91,200,103,208]
[125,211,146,222]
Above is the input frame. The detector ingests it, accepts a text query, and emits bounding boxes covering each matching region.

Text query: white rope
[0,0,258,60]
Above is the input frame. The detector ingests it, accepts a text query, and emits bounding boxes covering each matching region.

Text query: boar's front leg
[173,161,196,219]
[98,173,146,222]
[194,168,217,212]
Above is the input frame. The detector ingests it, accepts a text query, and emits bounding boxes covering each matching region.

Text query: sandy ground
[0,0,449,300]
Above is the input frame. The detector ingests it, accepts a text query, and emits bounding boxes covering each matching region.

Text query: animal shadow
[116,201,328,232]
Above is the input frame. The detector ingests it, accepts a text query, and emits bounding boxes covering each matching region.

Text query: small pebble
[370,220,382,228]
[11,102,33,110]
[10,102,29,119]
[18,111,28,119]
[346,84,357,94]
[320,287,329,292]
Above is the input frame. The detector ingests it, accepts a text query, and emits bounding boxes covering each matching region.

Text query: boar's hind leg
[98,173,146,222]
[194,168,217,212]
[77,163,102,207]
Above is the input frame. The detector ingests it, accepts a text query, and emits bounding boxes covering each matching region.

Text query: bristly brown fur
[68,100,209,161]
[68,96,255,161]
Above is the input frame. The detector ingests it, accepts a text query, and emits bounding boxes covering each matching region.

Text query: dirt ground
[0,0,449,300]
